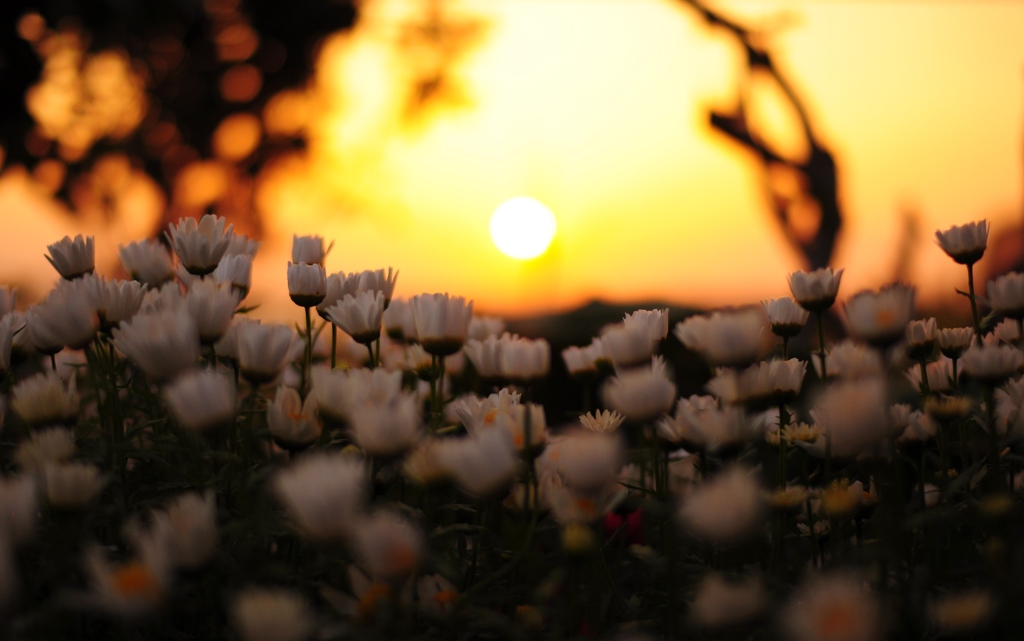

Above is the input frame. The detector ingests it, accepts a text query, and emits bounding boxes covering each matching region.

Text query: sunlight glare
[489,196,557,260]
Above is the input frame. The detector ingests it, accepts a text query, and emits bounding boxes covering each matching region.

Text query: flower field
[0,215,1021,640]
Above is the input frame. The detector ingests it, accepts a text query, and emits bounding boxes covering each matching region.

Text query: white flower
[44,462,106,510]
[410,293,474,356]
[935,220,989,265]
[46,234,95,280]
[76,276,146,332]
[842,284,915,347]
[601,322,658,369]
[382,298,418,342]
[812,340,883,380]
[890,404,936,444]
[812,378,888,458]
[452,389,520,430]
[139,282,187,315]
[155,491,217,570]
[788,267,843,312]
[311,366,403,424]
[186,278,239,344]
[601,356,677,422]
[562,338,607,378]
[938,327,974,359]
[0,475,39,545]
[267,386,321,450]
[273,453,366,540]
[237,322,301,385]
[469,315,505,340]
[988,317,1020,345]
[14,427,75,472]
[717,358,806,409]
[465,333,550,382]
[27,285,99,352]
[677,467,765,543]
[347,268,399,306]
[231,587,315,641]
[435,428,519,496]
[960,344,1024,385]
[0,286,17,316]
[780,573,882,641]
[113,308,200,382]
[580,409,624,433]
[762,297,809,337]
[658,397,753,453]
[287,261,327,307]
[164,369,237,432]
[416,574,460,619]
[674,308,767,368]
[119,239,174,287]
[213,253,254,299]
[167,214,234,275]
[349,393,423,458]
[624,308,670,341]
[545,431,622,491]
[691,574,768,630]
[987,272,1024,319]
[11,372,79,426]
[905,356,954,394]
[545,477,625,525]
[325,291,385,345]
[905,317,937,360]
[350,509,424,582]
[81,535,172,618]
[226,233,261,257]
[292,234,329,265]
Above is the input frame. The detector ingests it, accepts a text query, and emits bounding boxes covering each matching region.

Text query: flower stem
[815,311,828,381]
[967,263,982,344]
[303,306,312,397]
[917,359,930,398]
[331,324,337,370]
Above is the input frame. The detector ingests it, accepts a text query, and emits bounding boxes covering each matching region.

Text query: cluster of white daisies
[0,214,1018,640]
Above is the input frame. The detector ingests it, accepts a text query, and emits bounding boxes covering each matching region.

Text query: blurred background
[0,0,1022,323]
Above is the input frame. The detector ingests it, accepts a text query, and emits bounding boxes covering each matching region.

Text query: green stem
[967,263,982,343]
[918,359,931,398]
[816,311,828,381]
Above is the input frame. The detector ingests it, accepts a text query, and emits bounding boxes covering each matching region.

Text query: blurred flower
[273,453,366,540]
[812,340,884,380]
[987,272,1024,319]
[326,291,385,345]
[416,574,459,619]
[139,282,186,315]
[465,333,550,382]
[988,318,1020,345]
[383,298,419,343]
[780,573,882,641]
[119,240,174,287]
[580,409,624,433]
[350,509,424,582]
[601,356,676,422]
[403,439,449,486]
[547,479,625,527]
[238,322,301,385]
[114,308,200,382]
[762,297,809,338]
[292,234,329,265]
[81,536,171,618]
[890,404,936,444]
[231,587,315,641]
[167,214,234,276]
[164,369,237,433]
[562,338,608,378]
[691,574,768,630]
[287,261,327,307]
[15,427,75,472]
[544,431,622,491]
[77,276,146,332]
[214,254,253,299]
[812,378,888,458]
[346,268,400,306]
[906,356,955,394]
[995,377,1024,440]
[12,371,79,426]
[960,344,1024,385]
[410,293,474,357]
[44,462,106,510]
[0,286,17,316]
[267,387,321,451]
[155,491,217,571]
[659,396,753,453]
[349,393,423,458]
[905,317,937,360]
[715,358,806,410]
[927,590,995,635]
[27,285,100,352]
[843,284,915,347]
[924,395,973,424]
[677,467,765,543]
[225,234,261,258]
[435,428,518,496]
[469,315,505,341]
[186,279,239,345]
[601,322,658,370]
[46,234,94,280]
[788,267,843,312]
[674,308,767,368]
[938,327,974,359]
[311,367,403,425]
[936,220,989,265]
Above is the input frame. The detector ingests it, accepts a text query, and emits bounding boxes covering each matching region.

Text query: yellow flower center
[111,562,163,603]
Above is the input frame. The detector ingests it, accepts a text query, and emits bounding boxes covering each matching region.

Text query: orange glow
[1,1,1023,322]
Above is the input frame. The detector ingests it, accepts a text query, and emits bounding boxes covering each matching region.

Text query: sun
[489,197,557,260]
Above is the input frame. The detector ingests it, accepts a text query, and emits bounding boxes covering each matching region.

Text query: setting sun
[489,196,557,260]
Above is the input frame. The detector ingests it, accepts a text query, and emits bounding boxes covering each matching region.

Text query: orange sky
[2,0,1023,321]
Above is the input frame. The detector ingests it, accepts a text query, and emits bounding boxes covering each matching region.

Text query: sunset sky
[1,0,1023,321]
